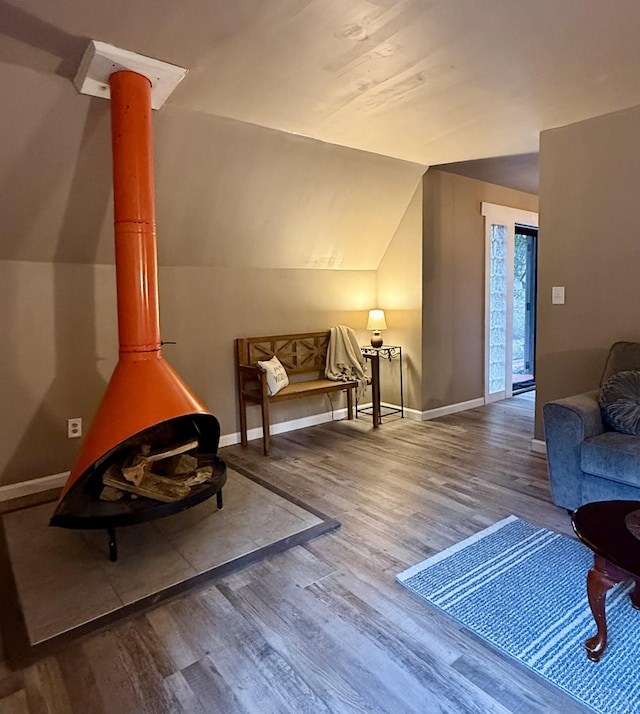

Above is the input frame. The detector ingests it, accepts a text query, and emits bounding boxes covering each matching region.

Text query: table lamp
[367,309,387,348]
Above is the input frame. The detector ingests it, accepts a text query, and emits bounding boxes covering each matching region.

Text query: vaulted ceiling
[7,0,640,165]
[3,0,640,266]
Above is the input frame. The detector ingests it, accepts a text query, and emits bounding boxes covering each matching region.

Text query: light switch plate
[552,286,565,305]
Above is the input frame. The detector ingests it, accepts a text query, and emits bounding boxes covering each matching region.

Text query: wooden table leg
[585,555,618,662]
[631,580,640,610]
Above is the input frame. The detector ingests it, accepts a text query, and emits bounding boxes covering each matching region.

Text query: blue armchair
[543,341,640,511]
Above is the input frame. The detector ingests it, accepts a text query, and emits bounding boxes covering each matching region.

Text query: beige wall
[159,266,375,437]
[1,69,425,487]
[0,259,375,485]
[1,66,425,269]
[0,158,540,487]
[377,182,424,411]
[1,261,109,485]
[3,65,548,487]
[154,108,426,271]
[535,104,640,439]
[422,170,538,412]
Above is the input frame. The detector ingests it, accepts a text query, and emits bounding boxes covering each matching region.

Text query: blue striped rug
[396,516,640,714]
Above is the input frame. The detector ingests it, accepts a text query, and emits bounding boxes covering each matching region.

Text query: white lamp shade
[367,309,387,331]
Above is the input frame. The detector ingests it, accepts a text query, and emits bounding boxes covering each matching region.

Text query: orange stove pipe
[56,71,213,500]
[110,71,161,356]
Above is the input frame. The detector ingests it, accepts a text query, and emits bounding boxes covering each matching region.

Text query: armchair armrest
[543,390,604,510]
[544,390,604,440]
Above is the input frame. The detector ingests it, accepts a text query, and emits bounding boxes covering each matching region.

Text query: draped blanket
[325,325,368,398]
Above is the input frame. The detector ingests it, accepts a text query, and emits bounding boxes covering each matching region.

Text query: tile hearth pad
[0,466,338,666]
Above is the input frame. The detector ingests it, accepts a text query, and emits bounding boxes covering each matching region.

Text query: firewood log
[103,467,190,503]
[99,485,126,501]
[155,465,213,487]
[122,439,198,486]
[153,453,198,476]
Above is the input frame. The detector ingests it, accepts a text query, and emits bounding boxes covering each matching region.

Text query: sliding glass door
[482,203,538,403]
[512,225,537,393]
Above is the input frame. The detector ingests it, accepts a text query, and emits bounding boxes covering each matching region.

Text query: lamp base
[370,332,383,348]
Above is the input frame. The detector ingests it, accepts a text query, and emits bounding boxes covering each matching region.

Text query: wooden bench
[235,331,358,455]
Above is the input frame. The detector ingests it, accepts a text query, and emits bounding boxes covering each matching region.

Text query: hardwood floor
[0,395,592,713]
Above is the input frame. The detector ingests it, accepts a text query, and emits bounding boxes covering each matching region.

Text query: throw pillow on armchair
[600,370,640,435]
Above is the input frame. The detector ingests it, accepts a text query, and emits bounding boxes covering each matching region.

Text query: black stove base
[50,456,226,538]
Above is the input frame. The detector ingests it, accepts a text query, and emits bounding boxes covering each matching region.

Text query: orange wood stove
[50,70,226,560]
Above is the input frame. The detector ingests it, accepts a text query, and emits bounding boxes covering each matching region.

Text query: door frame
[481,202,539,404]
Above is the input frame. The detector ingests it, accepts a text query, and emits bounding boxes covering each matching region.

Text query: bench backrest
[235,331,331,375]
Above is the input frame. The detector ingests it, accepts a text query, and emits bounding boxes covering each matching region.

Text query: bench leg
[261,398,271,456]
[347,387,354,419]
[239,395,248,447]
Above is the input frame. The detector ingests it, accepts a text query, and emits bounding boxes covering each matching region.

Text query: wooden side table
[358,345,403,426]
[571,500,640,661]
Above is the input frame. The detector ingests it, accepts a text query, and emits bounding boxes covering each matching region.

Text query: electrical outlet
[67,418,82,439]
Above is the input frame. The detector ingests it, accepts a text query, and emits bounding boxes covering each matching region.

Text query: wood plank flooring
[0,395,593,713]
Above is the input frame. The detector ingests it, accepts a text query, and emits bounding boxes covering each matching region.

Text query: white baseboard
[377,402,422,421]
[530,438,547,455]
[0,471,69,502]
[219,407,352,448]
[403,408,423,420]
[8,402,423,499]
[2,409,357,500]
[223,398,484,442]
[218,433,240,448]
[421,398,485,421]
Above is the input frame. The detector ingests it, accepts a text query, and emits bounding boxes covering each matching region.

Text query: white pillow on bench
[257,356,289,396]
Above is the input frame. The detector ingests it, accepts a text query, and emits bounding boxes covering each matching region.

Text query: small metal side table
[358,345,404,425]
